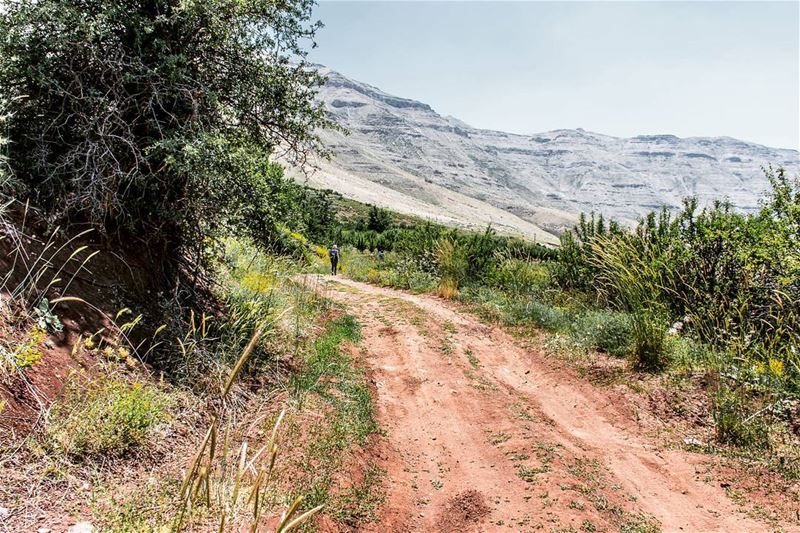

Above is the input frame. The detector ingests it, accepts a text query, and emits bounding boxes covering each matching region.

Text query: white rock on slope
[296,66,799,241]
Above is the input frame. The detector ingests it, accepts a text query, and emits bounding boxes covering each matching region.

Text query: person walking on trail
[329,244,340,275]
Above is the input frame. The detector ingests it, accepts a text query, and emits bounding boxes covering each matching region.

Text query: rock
[0,507,9,519]
[308,67,800,239]
[683,437,704,447]
[67,523,95,533]
[36,528,51,533]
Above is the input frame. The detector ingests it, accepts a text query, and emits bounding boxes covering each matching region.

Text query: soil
[308,275,796,533]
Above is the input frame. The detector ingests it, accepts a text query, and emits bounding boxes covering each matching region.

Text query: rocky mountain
[292,66,799,244]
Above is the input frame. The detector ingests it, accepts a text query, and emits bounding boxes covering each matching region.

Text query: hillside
[294,66,800,240]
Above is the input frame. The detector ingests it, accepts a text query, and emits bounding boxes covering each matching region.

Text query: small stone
[37,529,51,533]
[683,437,704,447]
[0,507,9,519]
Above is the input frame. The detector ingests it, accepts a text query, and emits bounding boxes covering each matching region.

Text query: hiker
[377,249,385,262]
[329,244,340,275]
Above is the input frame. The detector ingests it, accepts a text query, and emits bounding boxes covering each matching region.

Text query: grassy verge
[0,236,383,532]
[286,313,383,528]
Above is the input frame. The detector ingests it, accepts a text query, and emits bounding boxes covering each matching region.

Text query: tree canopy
[0,0,333,276]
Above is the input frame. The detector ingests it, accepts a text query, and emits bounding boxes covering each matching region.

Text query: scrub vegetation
[0,0,797,530]
[321,169,800,479]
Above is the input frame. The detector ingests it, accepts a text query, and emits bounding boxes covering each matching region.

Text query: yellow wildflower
[768,359,784,377]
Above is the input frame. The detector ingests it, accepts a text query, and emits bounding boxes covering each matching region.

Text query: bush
[436,278,459,300]
[46,376,169,459]
[588,235,670,370]
[571,310,633,358]
[492,256,551,296]
[629,310,669,371]
[507,299,569,331]
[0,0,332,282]
[713,385,770,448]
[555,169,800,383]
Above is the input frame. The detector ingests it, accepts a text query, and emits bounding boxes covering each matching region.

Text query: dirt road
[312,276,772,533]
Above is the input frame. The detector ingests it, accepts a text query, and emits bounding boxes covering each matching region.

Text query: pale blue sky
[310,1,800,150]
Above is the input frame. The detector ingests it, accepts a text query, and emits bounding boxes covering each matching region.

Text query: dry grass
[436,278,459,300]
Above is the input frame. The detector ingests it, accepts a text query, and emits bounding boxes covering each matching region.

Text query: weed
[2,324,47,370]
[488,432,511,445]
[568,500,585,510]
[45,374,170,459]
[517,465,549,482]
[332,465,385,527]
[570,310,632,358]
[619,513,661,533]
[713,385,770,448]
[465,349,480,369]
[436,278,459,300]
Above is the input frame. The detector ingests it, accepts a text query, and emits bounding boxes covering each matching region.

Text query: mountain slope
[295,66,799,242]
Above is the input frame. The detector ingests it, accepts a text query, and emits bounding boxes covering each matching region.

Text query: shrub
[436,278,459,300]
[713,385,770,448]
[571,310,633,358]
[589,235,670,371]
[556,169,800,382]
[493,256,551,296]
[407,271,437,294]
[0,0,333,282]
[435,238,468,289]
[46,376,169,459]
[507,299,569,331]
[629,310,669,371]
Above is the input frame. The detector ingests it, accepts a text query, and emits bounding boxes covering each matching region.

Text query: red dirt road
[311,275,777,533]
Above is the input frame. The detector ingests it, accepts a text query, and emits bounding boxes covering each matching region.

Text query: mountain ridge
[292,66,799,243]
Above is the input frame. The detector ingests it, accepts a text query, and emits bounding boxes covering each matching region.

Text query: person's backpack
[329,248,339,261]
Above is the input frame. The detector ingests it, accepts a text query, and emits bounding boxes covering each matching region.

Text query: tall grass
[590,236,668,371]
[175,328,324,533]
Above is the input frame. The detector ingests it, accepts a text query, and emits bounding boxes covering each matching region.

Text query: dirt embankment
[309,275,792,533]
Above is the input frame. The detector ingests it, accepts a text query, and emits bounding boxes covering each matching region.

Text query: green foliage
[0,0,332,278]
[553,212,624,290]
[46,375,169,459]
[33,298,63,333]
[291,314,362,397]
[549,167,798,452]
[589,235,669,370]
[570,310,633,358]
[492,254,552,295]
[557,168,800,380]
[366,205,392,233]
[507,299,569,331]
[435,238,469,288]
[713,385,771,448]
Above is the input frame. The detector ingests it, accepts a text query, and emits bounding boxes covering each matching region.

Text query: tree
[366,205,391,233]
[0,0,333,281]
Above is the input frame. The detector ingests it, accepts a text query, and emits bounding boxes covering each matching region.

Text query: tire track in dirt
[307,275,773,533]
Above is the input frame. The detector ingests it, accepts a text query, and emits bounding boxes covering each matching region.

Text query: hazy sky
[310,1,800,150]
